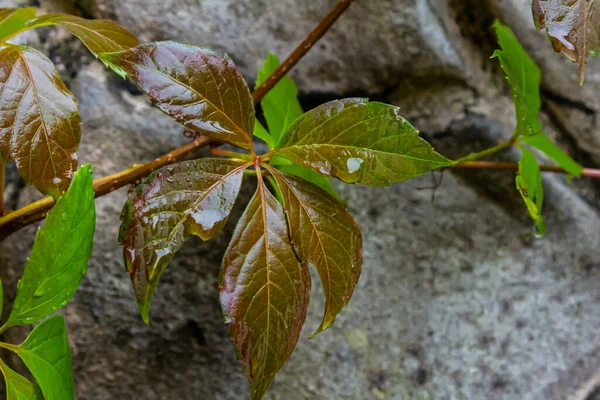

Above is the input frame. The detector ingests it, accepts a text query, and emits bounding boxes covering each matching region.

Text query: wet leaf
[492,20,542,137]
[26,14,139,57]
[256,53,303,147]
[102,41,255,149]
[0,8,36,40]
[219,179,310,400]
[0,358,40,400]
[516,146,545,236]
[119,159,248,323]
[0,45,81,197]
[4,165,95,328]
[533,0,600,85]
[272,156,344,204]
[521,133,583,176]
[15,315,74,400]
[269,168,361,336]
[269,99,453,186]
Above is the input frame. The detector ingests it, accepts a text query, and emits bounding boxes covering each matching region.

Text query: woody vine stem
[0,0,599,241]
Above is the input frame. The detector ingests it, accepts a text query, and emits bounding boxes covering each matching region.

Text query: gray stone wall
[1,0,600,399]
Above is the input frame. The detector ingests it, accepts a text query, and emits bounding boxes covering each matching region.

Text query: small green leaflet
[516,146,545,236]
[3,164,95,328]
[256,53,341,199]
[15,315,74,400]
[25,14,139,57]
[0,8,36,40]
[256,53,304,146]
[0,358,40,400]
[492,20,542,137]
[521,133,583,176]
[253,119,275,149]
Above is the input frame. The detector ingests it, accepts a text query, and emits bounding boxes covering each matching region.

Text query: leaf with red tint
[268,166,362,336]
[533,0,600,85]
[219,175,310,400]
[26,14,139,56]
[268,99,453,186]
[102,41,255,149]
[119,159,249,323]
[0,45,80,197]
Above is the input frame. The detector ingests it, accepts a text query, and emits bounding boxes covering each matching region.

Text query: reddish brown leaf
[268,166,362,336]
[102,41,255,149]
[0,45,80,197]
[119,159,249,323]
[219,177,310,400]
[268,99,453,186]
[533,0,600,85]
[26,14,139,56]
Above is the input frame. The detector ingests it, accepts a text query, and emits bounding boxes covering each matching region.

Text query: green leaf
[101,41,255,150]
[269,99,453,186]
[219,178,310,400]
[516,146,546,236]
[492,20,542,137]
[4,164,95,328]
[25,14,139,57]
[0,8,36,40]
[521,133,583,176]
[272,156,343,203]
[0,275,3,321]
[0,44,81,197]
[119,159,248,324]
[269,167,361,336]
[253,119,275,149]
[256,53,303,146]
[15,315,74,400]
[0,358,40,400]
[533,0,600,85]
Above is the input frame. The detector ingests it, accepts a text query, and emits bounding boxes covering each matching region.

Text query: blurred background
[1,0,600,399]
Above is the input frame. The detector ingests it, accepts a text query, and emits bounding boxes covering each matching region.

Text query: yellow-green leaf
[15,315,74,400]
[256,53,303,147]
[4,164,95,328]
[516,146,545,236]
[0,358,40,400]
[492,20,542,137]
[26,14,139,57]
[268,99,453,186]
[0,8,36,40]
[521,133,583,176]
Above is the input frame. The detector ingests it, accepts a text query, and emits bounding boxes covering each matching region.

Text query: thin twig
[450,161,600,178]
[252,0,353,102]
[0,0,356,240]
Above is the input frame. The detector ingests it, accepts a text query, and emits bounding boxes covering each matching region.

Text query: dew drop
[346,158,364,174]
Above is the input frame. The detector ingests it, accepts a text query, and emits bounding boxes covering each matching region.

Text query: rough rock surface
[1,0,600,399]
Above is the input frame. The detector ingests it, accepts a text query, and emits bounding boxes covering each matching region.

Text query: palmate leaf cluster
[105,41,452,398]
[0,5,594,400]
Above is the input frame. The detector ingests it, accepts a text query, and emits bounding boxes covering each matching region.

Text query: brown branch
[252,0,353,102]
[0,0,355,241]
[450,161,600,178]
